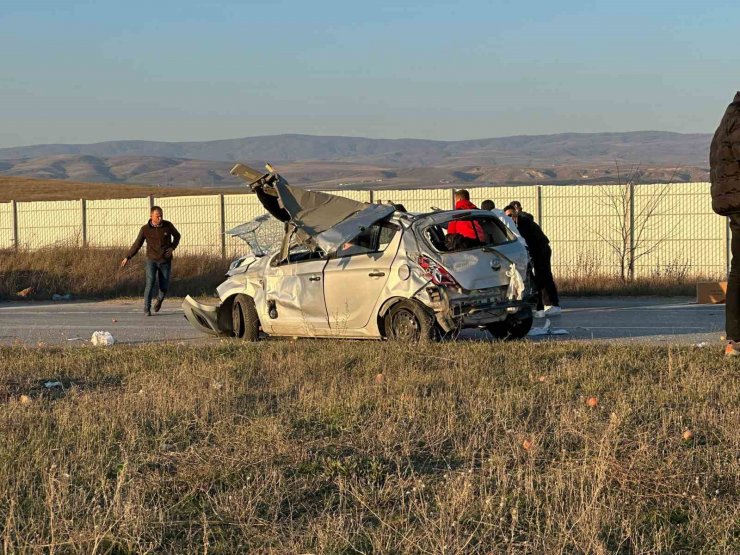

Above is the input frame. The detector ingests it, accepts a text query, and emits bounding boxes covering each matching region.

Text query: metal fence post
[536,186,543,228]
[81,199,87,247]
[451,188,456,209]
[148,195,154,210]
[219,193,226,260]
[369,190,374,204]
[11,199,18,250]
[628,183,636,280]
[727,217,732,279]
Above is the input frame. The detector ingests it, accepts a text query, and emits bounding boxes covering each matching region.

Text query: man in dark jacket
[120,206,181,316]
[710,92,740,356]
[504,203,560,317]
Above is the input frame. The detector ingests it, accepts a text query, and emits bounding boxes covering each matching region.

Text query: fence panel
[155,195,221,255]
[373,189,452,212]
[633,182,724,278]
[16,200,82,249]
[467,186,538,215]
[2,184,731,278]
[87,197,151,249]
[542,185,625,277]
[0,202,13,249]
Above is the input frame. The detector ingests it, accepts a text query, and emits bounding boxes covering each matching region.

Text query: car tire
[486,310,533,341]
[232,294,260,341]
[384,299,437,342]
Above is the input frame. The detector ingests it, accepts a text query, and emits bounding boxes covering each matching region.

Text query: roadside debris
[694,342,709,348]
[91,331,116,346]
[527,319,569,337]
[66,336,83,341]
[17,287,33,297]
[44,381,63,389]
[51,293,73,301]
[586,396,599,408]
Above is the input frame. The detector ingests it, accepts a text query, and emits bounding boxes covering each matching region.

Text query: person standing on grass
[504,203,561,318]
[120,206,181,316]
[710,91,740,357]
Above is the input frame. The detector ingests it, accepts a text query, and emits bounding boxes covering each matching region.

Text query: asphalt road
[0,297,726,347]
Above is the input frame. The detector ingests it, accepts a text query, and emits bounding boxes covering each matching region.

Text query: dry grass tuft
[0,341,738,553]
[0,246,228,300]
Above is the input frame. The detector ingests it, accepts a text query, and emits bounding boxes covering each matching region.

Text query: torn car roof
[231,163,395,254]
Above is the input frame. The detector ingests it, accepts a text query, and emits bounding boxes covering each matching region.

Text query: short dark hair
[481,199,495,210]
[503,204,516,213]
[511,200,522,210]
[151,206,163,215]
[455,189,470,201]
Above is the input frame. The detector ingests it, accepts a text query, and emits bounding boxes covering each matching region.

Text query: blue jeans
[144,260,171,311]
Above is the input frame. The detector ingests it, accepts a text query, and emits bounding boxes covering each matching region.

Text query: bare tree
[592,164,680,281]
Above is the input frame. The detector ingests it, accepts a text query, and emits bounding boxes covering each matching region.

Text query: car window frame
[332,220,400,259]
[421,214,517,254]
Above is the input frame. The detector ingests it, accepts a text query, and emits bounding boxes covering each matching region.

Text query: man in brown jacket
[120,206,181,316]
[710,92,740,356]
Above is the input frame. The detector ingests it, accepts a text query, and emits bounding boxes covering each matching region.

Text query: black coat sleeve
[125,226,146,259]
[169,223,181,250]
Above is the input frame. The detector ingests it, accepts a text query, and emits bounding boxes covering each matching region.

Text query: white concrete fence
[0,182,728,278]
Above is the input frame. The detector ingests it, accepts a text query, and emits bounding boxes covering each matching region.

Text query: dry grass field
[0,246,229,300]
[0,340,737,553]
[0,176,241,202]
[1,246,702,302]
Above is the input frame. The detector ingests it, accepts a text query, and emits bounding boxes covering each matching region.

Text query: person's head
[150,206,163,225]
[511,200,523,213]
[503,203,518,223]
[480,199,495,211]
[454,189,470,202]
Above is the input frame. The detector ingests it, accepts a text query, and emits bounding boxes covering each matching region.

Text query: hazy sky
[1,0,738,147]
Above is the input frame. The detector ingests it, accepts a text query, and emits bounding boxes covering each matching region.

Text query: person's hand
[164,248,173,259]
[120,258,128,269]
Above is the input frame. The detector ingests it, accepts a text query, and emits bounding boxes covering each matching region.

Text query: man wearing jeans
[710,92,740,356]
[120,206,181,316]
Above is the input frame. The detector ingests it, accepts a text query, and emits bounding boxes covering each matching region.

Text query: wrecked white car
[183,164,537,341]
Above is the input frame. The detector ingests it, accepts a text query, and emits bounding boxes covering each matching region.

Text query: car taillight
[418,255,459,287]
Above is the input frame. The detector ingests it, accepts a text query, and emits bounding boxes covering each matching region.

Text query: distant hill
[0,131,711,188]
[0,131,711,166]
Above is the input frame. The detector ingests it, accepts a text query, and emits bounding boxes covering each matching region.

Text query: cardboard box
[696,281,727,304]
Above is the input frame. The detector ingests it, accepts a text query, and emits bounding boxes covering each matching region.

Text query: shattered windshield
[226,214,285,257]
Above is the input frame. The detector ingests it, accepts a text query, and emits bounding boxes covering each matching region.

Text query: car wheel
[232,294,260,341]
[384,300,437,342]
[487,310,533,341]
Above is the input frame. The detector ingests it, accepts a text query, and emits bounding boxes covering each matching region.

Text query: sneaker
[725,341,740,357]
[144,309,152,317]
[534,309,547,318]
[544,305,562,316]
[153,298,163,313]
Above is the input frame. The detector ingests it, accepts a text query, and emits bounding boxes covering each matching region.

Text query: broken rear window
[423,215,515,253]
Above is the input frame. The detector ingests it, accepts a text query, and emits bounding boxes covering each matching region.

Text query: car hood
[231,163,395,254]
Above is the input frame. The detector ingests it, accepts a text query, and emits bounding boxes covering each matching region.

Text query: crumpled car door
[323,221,402,330]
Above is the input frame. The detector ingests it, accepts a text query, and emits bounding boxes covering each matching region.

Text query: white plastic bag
[91,331,116,346]
[506,263,526,301]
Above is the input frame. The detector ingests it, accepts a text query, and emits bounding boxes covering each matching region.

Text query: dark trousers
[532,245,560,311]
[727,215,740,341]
[144,260,171,311]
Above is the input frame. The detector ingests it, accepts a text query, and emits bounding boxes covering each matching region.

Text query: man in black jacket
[504,204,560,317]
[710,91,740,356]
[120,206,181,316]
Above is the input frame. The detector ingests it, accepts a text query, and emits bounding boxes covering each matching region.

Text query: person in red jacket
[448,190,484,243]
